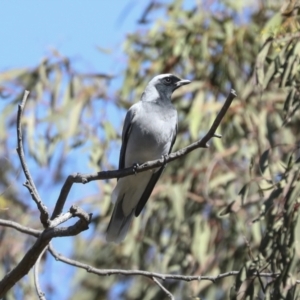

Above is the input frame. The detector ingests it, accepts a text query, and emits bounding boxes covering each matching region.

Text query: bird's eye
[164,77,171,84]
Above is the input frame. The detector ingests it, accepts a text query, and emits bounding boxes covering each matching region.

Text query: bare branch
[203,89,236,142]
[51,174,76,219]
[152,277,174,300]
[0,234,52,297]
[43,207,92,239]
[16,91,49,227]
[0,218,41,237]
[48,243,281,283]
[34,246,48,300]
[0,205,91,238]
[48,212,73,228]
[49,205,91,228]
[50,175,90,220]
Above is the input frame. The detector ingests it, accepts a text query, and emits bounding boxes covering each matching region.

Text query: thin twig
[0,205,92,237]
[0,219,41,237]
[51,176,76,219]
[48,243,281,283]
[34,245,48,300]
[16,91,49,227]
[152,277,174,299]
[51,89,237,218]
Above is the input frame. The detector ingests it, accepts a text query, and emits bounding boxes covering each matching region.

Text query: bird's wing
[118,106,136,172]
[135,122,177,217]
[106,105,138,242]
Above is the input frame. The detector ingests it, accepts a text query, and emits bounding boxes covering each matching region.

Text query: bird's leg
[132,163,139,175]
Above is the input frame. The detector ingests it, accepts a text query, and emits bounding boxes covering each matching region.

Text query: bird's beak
[174,79,191,90]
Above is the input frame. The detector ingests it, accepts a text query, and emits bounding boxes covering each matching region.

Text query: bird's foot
[132,163,139,175]
[161,154,168,165]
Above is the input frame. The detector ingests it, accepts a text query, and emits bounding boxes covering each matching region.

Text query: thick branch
[51,89,237,217]
[0,234,52,297]
[16,91,49,227]
[0,207,91,297]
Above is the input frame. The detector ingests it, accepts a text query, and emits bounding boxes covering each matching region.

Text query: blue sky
[1,1,150,299]
[1,1,147,74]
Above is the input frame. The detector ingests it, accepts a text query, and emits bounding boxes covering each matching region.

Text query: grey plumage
[106,74,191,243]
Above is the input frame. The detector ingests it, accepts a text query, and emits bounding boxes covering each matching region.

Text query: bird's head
[142,74,191,102]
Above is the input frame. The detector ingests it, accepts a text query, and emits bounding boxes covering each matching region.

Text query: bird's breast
[125,105,176,167]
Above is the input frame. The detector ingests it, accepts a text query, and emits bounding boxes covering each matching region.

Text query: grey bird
[106,74,191,243]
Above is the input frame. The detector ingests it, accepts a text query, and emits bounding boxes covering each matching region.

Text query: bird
[106,74,191,243]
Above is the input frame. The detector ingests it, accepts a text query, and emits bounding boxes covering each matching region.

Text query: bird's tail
[106,194,134,243]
